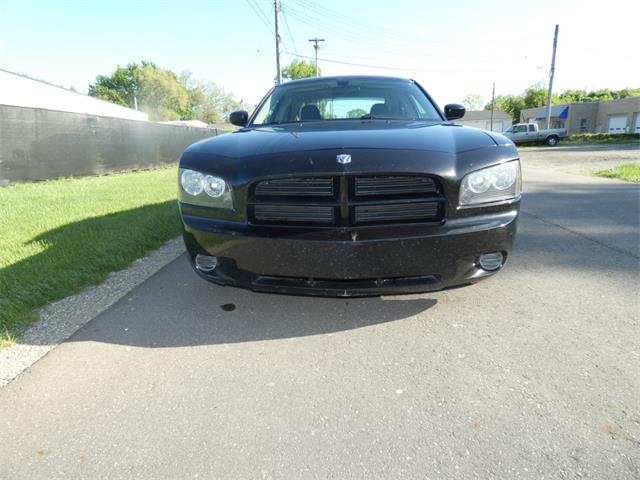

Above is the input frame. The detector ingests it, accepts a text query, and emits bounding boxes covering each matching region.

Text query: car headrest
[370,103,389,116]
[300,104,322,121]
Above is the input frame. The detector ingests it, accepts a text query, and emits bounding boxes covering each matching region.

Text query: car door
[511,125,529,143]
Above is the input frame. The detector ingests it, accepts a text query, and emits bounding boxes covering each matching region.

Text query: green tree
[485,94,526,123]
[282,59,318,80]
[557,88,640,104]
[613,88,640,99]
[586,89,614,102]
[136,65,191,120]
[89,61,191,121]
[89,62,149,107]
[347,108,367,118]
[462,93,484,111]
[557,89,589,104]
[523,83,551,108]
[180,71,246,124]
[484,83,558,122]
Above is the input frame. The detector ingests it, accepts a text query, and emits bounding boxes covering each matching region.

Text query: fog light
[195,254,218,272]
[478,252,504,271]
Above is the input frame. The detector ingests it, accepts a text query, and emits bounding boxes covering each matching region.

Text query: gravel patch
[520,144,639,176]
[0,237,185,388]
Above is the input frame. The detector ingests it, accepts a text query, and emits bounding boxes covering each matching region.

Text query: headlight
[203,175,226,198]
[181,170,205,196]
[459,160,521,207]
[179,168,233,209]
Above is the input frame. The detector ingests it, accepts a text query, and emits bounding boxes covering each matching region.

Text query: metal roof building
[0,68,148,121]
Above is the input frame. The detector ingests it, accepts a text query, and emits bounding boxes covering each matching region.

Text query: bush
[566,133,640,143]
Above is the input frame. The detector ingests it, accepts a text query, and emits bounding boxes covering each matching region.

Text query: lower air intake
[354,202,439,224]
[253,204,335,224]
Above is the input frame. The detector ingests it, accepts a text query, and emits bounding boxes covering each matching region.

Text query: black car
[178,76,520,296]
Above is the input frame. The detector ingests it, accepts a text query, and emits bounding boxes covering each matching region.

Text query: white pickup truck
[502,123,568,146]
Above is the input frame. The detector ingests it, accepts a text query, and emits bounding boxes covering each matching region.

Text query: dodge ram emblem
[336,154,351,164]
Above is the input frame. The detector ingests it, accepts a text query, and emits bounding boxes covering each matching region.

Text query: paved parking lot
[1,147,639,479]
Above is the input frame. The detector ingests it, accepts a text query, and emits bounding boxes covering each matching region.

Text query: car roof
[277,75,414,86]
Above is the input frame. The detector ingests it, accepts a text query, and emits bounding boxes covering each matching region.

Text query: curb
[0,237,185,388]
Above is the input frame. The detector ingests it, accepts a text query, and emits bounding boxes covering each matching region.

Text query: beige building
[521,97,640,135]
[456,110,512,133]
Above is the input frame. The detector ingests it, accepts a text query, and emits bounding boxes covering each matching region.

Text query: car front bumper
[180,206,519,297]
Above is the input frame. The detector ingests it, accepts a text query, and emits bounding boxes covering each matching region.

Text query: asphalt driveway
[1,154,639,479]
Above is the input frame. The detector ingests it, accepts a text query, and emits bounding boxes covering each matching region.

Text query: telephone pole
[545,24,559,130]
[490,82,495,131]
[274,0,282,84]
[308,38,325,76]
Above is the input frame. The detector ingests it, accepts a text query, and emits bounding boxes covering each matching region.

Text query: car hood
[180,121,519,185]
[185,121,503,159]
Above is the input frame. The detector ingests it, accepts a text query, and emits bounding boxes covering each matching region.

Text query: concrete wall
[595,97,640,133]
[0,105,225,185]
[565,102,598,135]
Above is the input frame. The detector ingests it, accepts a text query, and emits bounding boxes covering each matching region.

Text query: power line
[283,7,486,63]
[284,8,399,53]
[292,0,437,45]
[286,0,491,60]
[280,3,298,54]
[253,0,273,27]
[251,0,530,85]
[285,6,538,69]
[283,51,499,73]
[246,0,273,33]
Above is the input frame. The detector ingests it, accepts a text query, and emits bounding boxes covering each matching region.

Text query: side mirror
[444,104,465,121]
[229,110,249,127]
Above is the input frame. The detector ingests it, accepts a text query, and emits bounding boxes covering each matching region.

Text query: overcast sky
[2,0,638,108]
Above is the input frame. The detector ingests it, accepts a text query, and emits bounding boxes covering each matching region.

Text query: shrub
[566,133,640,143]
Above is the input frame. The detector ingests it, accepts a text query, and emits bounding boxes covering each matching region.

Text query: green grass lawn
[0,167,182,348]
[594,163,640,183]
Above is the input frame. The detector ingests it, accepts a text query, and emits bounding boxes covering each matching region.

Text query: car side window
[528,124,536,132]
[252,95,274,125]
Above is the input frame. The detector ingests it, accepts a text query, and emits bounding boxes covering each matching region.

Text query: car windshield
[250,77,443,126]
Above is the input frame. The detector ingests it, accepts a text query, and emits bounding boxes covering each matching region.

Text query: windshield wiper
[263,120,302,126]
[359,114,404,120]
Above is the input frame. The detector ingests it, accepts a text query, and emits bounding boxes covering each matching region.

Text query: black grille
[254,177,334,197]
[249,175,444,227]
[355,176,437,196]
[253,204,334,224]
[354,202,439,224]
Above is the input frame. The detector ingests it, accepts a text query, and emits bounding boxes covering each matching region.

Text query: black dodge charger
[178,76,520,296]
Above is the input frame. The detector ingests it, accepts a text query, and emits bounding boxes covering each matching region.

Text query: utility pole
[545,24,559,130]
[274,0,282,84]
[490,82,495,131]
[308,38,325,77]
